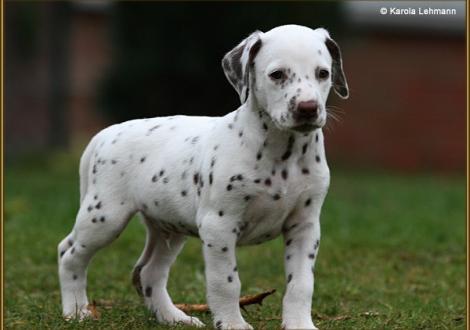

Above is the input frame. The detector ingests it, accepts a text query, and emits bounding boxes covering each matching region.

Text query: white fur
[58,24,348,330]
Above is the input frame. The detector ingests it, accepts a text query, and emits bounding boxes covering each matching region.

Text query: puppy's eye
[269,70,286,81]
[318,69,329,79]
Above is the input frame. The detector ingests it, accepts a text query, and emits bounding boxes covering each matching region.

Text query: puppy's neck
[236,99,322,164]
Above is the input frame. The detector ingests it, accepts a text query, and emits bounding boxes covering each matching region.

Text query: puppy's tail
[79,135,98,205]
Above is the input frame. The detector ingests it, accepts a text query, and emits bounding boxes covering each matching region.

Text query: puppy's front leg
[200,213,252,330]
[282,213,321,330]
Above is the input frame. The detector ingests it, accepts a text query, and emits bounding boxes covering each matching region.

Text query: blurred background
[5,0,466,173]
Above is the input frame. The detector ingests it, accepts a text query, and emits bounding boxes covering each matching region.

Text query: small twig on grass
[87,290,276,319]
[314,313,351,321]
[175,289,276,313]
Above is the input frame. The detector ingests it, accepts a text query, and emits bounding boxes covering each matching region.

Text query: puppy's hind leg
[58,194,134,320]
[138,220,205,327]
[132,216,159,296]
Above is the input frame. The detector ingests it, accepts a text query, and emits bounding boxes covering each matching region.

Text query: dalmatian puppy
[58,24,348,329]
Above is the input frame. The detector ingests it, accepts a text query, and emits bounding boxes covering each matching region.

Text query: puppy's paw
[215,320,254,330]
[157,308,205,327]
[63,306,94,321]
[282,319,318,330]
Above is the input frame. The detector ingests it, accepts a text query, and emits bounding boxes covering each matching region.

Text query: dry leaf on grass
[86,300,101,320]
[360,311,380,317]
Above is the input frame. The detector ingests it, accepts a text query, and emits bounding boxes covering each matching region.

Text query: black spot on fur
[238,130,243,137]
[308,253,316,259]
[256,152,262,161]
[264,178,272,186]
[286,255,291,260]
[60,251,65,257]
[286,239,292,246]
[287,273,293,283]
[244,195,251,202]
[140,157,146,163]
[181,191,187,197]
[94,195,98,200]
[281,169,288,180]
[193,173,199,185]
[305,198,312,207]
[315,133,319,142]
[281,150,292,161]
[273,194,281,200]
[152,175,157,182]
[226,184,233,191]
[302,168,310,175]
[219,210,224,217]
[163,177,169,184]
[71,247,75,254]
[87,205,93,212]
[100,216,105,222]
[228,276,233,283]
[91,217,97,223]
[221,247,228,252]
[262,123,268,130]
[302,143,308,154]
[111,160,117,164]
[315,155,321,163]
[209,172,213,185]
[145,286,152,297]
[254,179,261,184]
[228,123,233,129]
[95,201,102,209]
[73,274,78,280]
[233,266,238,272]
[216,320,222,329]
[159,170,165,176]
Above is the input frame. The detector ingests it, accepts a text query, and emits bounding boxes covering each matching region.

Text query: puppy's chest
[236,162,328,245]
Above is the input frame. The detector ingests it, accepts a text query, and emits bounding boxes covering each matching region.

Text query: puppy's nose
[294,100,318,120]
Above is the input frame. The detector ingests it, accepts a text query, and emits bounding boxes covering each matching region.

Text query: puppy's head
[222,25,348,132]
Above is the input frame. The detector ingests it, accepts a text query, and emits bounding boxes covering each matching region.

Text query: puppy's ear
[316,28,349,99]
[222,31,263,104]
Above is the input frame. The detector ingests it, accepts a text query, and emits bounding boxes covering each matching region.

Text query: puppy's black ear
[325,37,349,99]
[222,31,263,104]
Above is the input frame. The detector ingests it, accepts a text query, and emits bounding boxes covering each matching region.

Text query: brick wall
[326,35,466,173]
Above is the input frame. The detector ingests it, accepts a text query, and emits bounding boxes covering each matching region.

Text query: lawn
[4,153,467,329]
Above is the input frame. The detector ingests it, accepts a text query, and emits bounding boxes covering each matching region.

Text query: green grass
[4,154,467,329]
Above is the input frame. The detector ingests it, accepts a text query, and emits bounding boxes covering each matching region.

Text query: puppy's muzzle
[292,100,318,122]
[289,100,323,132]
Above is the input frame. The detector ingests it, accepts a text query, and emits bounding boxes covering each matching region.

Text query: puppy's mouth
[291,123,321,132]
